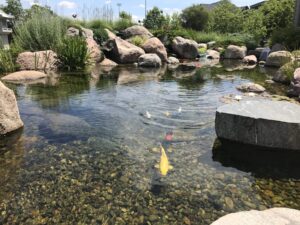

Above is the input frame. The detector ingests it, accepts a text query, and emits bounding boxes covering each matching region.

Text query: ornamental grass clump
[56,36,90,71]
[13,11,66,51]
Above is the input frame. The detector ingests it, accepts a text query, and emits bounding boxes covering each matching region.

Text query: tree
[243,9,267,42]
[260,0,295,37]
[143,7,166,29]
[181,4,209,31]
[207,0,243,33]
[2,0,24,20]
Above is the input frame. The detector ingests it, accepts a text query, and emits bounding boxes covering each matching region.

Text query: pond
[0,61,299,224]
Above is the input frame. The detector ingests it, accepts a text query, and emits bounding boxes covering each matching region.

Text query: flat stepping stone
[212,208,300,225]
[1,71,47,82]
[215,100,300,150]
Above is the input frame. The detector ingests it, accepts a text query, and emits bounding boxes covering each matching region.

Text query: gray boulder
[104,37,145,64]
[215,100,300,150]
[242,55,257,65]
[66,27,80,37]
[2,71,47,82]
[168,57,180,64]
[212,208,300,225]
[0,81,24,135]
[207,50,220,59]
[172,36,198,59]
[123,25,153,39]
[271,43,285,53]
[16,50,58,71]
[266,51,293,67]
[142,37,168,62]
[138,54,162,67]
[236,83,265,93]
[224,45,247,59]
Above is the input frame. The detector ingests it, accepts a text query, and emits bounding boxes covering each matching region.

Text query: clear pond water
[0,62,299,224]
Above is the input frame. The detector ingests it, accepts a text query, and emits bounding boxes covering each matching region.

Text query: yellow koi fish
[156,145,173,176]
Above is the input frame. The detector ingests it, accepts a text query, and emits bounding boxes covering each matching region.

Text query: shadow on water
[212,139,300,179]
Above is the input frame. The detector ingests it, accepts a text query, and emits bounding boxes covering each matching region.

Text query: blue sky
[1,0,262,20]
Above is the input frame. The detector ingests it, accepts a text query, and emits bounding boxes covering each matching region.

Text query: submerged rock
[168,57,180,64]
[207,50,220,60]
[0,81,24,135]
[215,100,300,150]
[212,208,300,225]
[242,55,257,65]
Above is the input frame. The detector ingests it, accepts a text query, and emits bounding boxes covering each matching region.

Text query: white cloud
[139,4,145,8]
[58,1,77,9]
[105,0,112,4]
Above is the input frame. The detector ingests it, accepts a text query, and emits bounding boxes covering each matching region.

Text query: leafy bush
[130,36,147,47]
[113,19,133,31]
[56,36,90,71]
[87,19,113,30]
[13,11,66,51]
[270,26,300,50]
[181,4,209,31]
[93,28,109,45]
[243,9,267,43]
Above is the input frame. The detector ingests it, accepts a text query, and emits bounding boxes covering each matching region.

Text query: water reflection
[212,139,300,179]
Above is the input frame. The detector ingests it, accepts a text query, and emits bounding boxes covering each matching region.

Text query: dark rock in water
[215,100,300,150]
[39,113,91,143]
[259,47,270,61]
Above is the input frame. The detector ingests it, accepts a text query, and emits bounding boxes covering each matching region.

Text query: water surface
[0,62,299,224]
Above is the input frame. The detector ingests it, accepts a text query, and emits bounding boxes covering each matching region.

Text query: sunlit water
[0,62,299,224]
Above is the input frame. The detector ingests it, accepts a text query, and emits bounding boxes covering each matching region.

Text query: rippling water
[0,62,299,224]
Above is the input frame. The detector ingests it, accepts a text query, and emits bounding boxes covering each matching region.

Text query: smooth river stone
[211,208,300,225]
[215,100,300,150]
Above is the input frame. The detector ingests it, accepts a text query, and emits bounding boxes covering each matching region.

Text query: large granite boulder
[172,36,198,59]
[142,37,168,62]
[1,71,47,82]
[224,45,247,59]
[212,208,300,225]
[122,25,153,39]
[105,28,116,40]
[104,37,145,64]
[86,37,103,63]
[266,51,293,67]
[0,81,24,135]
[138,54,162,67]
[215,100,300,150]
[16,50,58,71]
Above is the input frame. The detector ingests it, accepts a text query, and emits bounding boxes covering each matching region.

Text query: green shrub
[130,36,147,47]
[87,19,113,30]
[93,28,109,45]
[278,61,300,82]
[113,19,133,31]
[56,36,90,71]
[0,49,17,74]
[270,26,300,50]
[14,11,66,51]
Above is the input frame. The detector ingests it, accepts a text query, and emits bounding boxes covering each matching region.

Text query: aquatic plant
[56,36,90,71]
